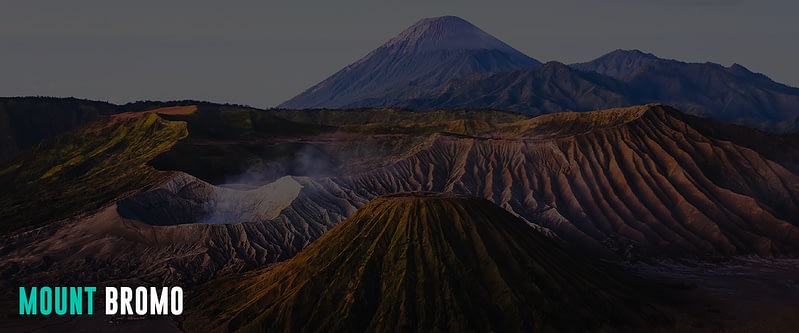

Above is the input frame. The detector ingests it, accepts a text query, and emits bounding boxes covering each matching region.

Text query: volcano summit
[278,16,540,109]
[185,193,669,333]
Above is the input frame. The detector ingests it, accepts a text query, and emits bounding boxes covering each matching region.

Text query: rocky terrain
[2,104,799,291]
[183,193,671,333]
[1,102,798,332]
[3,13,798,333]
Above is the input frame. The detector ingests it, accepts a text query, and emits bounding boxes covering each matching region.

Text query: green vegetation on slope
[0,103,527,232]
[0,113,187,234]
[0,97,272,163]
[272,108,529,135]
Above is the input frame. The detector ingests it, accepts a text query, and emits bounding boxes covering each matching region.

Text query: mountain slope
[334,105,799,258]
[0,108,188,233]
[572,49,799,131]
[570,49,660,81]
[184,193,669,333]
[0,97,119,162]
[0,97,261,164]
[284,35,799,132]
[278,16,540,109]
[399,61,636,113]
[0,174,361,288]
[3,104,799,291]
[395,49,799,132]
[398,50,799,132]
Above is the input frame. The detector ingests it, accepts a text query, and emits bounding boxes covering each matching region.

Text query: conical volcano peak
[186,193,669,332]
[279,15,539,109]
[383,15,522,53]
[407,15,473,31]
[343,192,520,233]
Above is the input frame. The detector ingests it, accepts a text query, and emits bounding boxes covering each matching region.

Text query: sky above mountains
[1,0,797,108]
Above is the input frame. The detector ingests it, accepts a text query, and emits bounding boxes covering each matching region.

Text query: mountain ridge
[394,61,636,113]
[3,104,799,292]
[385,49,799,132]
[278,15,799,132]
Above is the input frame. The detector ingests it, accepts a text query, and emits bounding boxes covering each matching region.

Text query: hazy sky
[2,0,797,108]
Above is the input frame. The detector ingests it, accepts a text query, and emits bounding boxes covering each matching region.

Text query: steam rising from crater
[201,176,303,224]
[219,143,341,188]
[119,174,305,225]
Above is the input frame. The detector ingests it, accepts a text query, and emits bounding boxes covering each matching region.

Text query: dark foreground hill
[0,97,118,161]
[184,193,671,333]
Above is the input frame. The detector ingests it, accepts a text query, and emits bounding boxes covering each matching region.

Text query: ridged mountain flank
[278,16,540,109]
[5,104,799,290]
[184,193,669,333]
[571,49,799,132]
[399,61,635,113]
[397,49,799,132]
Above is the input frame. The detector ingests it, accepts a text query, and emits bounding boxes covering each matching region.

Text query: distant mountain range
[280,16,799,133]
[572,49,799,131]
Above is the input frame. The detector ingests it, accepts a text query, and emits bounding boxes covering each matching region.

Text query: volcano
[184,193,668,333]
[278,16,540,109]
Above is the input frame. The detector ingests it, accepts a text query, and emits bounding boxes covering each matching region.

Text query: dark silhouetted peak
[728,63,750,74]
[726,63,774,83]
[571,49,662,80]
[595,49,661,65]
[606,49,659,60]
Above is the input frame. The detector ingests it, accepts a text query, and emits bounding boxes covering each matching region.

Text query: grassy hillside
[0,112,187,233]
